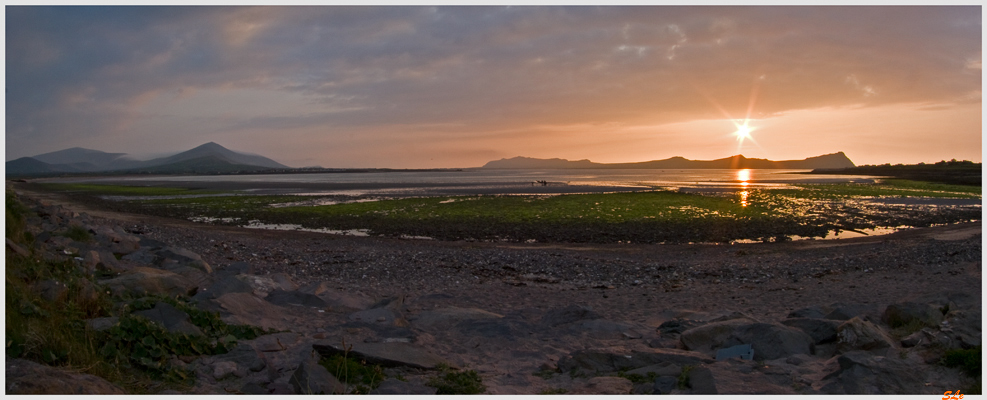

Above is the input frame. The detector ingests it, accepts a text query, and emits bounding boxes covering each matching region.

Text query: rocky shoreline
[5,186,982,394]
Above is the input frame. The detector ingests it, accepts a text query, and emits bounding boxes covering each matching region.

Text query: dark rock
[223,261,254,276]
[781,318,842,344]
[202,275,254,299]
[370,378,439,394]
[653,375,678,394]
[215,343,267,373]
[85,317,119,332]
[412,307,503,331]
[632,382,656,394]
[239,382,269,394]
[883,302,943,328]
[214,292,292,331]
[121,249,156,265]
[820,351,923,394]
[558,348,712,376]
[266,289,328,308]
[687,365,717,394]
[349,307,407,326]
[540,305,602,327]
[134,301,204,336]
[679,318,755,354]
[824,303,878,321]
[268,273,298,291]
[682,321,812,360]
[942,309,982,349]
[6,356,126,394]
[312,341,455,370]
[6,238,30,257]
[836,317,895,355]
[657,318,702,336]
[100,267,196,297]
[571,319,642,340]
[289,359,344,394]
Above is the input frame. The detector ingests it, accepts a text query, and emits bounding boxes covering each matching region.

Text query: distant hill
[810,160,981,186]
[483,152,856,169]
[6,142,289,176]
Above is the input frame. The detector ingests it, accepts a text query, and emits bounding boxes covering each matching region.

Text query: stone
[625,361,683,377]
[679,318,755,354]
[236,274,282,298]
[214,292,292,331]
[266,289,328,308]
[687,365,718,394]
[212,360,238,380]
[133,302,204,336]
[6,238,31,257]
[370,378,439,394]
[824,303,877,321]
[836,317,895,355]
[289,359,345,394]
[297,283,375,312]
[412,307,504,331]
[156,246,213,274]
[269,273,298,291]
[782,318,841,344]
[653,375,679,394]
[575,376,634,394]
[34,279,69,302]
[942,309,982,349]
[788,306,828,319]
[540,305,601,327]
[202,275,254,299]
[349,308,407,327]
[882,302,943,328]
[558,348,712,376]
[571,319,642,340]
[312,341,455,370]
[820,351,923,394]
[86,317,119,332]
[6,356,126,394]
[100,267,196,297]
[121,249,157,265]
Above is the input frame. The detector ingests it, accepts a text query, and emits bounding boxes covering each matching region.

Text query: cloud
[5,6,981,166]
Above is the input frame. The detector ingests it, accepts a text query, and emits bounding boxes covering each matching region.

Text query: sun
[734,123,754,142]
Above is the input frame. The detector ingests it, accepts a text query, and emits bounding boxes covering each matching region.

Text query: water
[59,168,877,197]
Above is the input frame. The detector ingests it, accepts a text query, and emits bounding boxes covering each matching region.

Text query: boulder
[540,305,602,327]
[289,359,345,394]
[653,375,679,394]
[100,267,196,297]
[156,246,212,274]
[573,376,634,394]
[781,318,841,344]
[265,290,328,308]
[819,351,923,394]
[312,341,455,370]
[349,308,408,327]
[412,307,504,331]
[836,317,895,355]
[214,292,291,331]
[202,275,254,299]
[687,365,718,394]
[133,301,204,336]
[682,320,813,360]
[268,273,298,291]
[679,318,755,354]
[6,356,126,394]
[236,275,283,298]
[558,348,712,376]
[942,309,982,349]
[298,282,373,312]
[370,378,438,395]
[824,303,878,321]
[882,302,943,328]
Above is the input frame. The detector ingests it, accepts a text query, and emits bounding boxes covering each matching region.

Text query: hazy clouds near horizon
[6,6,981,168]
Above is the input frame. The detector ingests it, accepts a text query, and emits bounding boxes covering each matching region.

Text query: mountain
[6,142,290,176]
[482,152,856,169]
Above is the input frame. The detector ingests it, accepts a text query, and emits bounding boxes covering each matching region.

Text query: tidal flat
[34,179,981,244]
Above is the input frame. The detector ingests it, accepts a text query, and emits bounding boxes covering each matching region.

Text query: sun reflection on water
[740,191,749,207]
[737,169,751,206]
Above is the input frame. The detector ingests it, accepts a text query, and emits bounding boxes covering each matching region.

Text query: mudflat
[8,184,982,394]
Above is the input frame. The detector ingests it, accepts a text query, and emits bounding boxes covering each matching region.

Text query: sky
[5,5,982,168]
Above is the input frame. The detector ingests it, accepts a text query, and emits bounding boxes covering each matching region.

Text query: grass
[942,346,982,395]
[318,353,386,394]
[426,364,486,394]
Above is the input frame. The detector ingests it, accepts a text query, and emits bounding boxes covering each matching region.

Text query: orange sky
[6,6,982,168]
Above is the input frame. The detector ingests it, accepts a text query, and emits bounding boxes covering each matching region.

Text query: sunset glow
[5,6,981,168]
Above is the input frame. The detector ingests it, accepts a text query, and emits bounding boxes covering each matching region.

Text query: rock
[214,292,291,331]
[100,267,196,297]
[212,360,238,380]
[836,317,895,355]
[298,282,373,312]
[133,301,204,336]
[413,307,504,331]
[85,317,119,332]
[349,308,407,327]
[657,318,703,336]
[289,359,345,394]
[824,303,877,321]
[268,273,298,291]
[236,274,282,298]
[312,341,455,370]
[6,238,31,257]
[819,351,923,394]
[941,309,982,349]
[6,356,126,394]
[574,376,634,394]
[266,289,328,308]
[156,246,213,274]
[120,249,157,265]
[571,319,643,340]
[371,378,438,394]
[201,275,254,299]
[625,361,683,377]
[687,365,717,394]
[782,318,841,344]
[558,348,712,376]
[159,264,212,290]
[679,318,755,354]
[540,305,601,327]
[882,302,943,328]
[33,279,69,302]
[788,306,828,319]
[653,375,679,394]
[248,332,301,352]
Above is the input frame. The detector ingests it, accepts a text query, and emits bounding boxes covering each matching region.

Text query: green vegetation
[426,364,486,394]
[942,346,982,395]
[29,178,982,244]
[4,189,265,393]
[677,365,694,390]
[318,353,386,394]
[616,370,658,384]
[62,224,94,243]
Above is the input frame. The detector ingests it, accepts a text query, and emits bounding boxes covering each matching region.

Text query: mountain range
[481,152,856,170]
[6,142,289,176]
